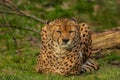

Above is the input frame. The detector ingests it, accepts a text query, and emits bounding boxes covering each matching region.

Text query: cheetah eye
[56,30,61,33]
[69,31,75,34]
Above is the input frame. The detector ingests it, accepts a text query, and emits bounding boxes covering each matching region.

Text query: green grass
[0,0,120,80]
[0,47,120,80]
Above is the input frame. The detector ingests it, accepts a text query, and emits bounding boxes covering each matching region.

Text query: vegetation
[0,0,120,80]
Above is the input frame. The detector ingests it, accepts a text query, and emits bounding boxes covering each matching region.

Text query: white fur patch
[79,51,83,58]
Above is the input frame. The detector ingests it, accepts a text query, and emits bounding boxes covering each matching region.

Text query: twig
[0,0,15,11]
[0,0,27,14]
[0,12,39,33]
[0,25,39,33]
[1,14,19,49]
[1,0,23,13]
[0,11,45,23]
[0,0,45,23]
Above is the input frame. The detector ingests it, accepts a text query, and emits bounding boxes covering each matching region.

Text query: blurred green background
[0,0,120,80]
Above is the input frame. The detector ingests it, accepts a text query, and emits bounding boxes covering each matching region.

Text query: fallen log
[92,27,120,50]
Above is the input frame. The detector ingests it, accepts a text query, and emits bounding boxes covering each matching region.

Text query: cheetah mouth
[61,45,69,48]
[60,44,73,49]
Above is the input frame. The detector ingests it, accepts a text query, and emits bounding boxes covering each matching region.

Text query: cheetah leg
[80,58,99,74]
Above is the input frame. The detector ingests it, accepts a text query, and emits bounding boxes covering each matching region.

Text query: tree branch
[0,0,45,23]
[0,11,45,24]
[0,25,39,33]
[1,14,19,49]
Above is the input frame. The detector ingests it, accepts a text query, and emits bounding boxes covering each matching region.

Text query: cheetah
[36,18,99,75]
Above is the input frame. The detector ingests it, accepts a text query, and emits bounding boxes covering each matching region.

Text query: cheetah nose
[62,39,69,44]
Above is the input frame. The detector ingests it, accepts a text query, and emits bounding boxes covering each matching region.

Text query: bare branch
[1,13,19,49]
[0,0,45,23]
[0,25,39,33]
[0,11,23,16]
[0,0,40,33]
[0,11,45,23]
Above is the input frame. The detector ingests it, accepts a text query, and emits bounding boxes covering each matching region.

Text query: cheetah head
[46,18,80,50]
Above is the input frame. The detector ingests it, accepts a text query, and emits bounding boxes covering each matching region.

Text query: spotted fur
[36,18,99,75]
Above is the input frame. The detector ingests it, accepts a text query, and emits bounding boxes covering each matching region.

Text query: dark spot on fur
[66,63,68,66]
[80,42,82,45]
[67,57,70,60]
[81,28,83,31]
[74,54,76,56]
[79,37,81,40]
[74,57,76,60]
[48,44,50,46]
[69,65,72,68]
[66,68,69,70]
[83,34,85,37]
[75,71,78,74]
[82,23,85,26]
[86,49,88,52]
[42,37,45,40]
[42,29,47,33]
[45,50,47,53]
[49,55,52,58]
[64,62,67,65]
[44,64,48,66]
[70,60,73,63]
[85,30,88,33]
[85,38,88,41]
[71,55,73,57]
[83,42,85,45]
[62,56,65,59]
[74,50,77,52]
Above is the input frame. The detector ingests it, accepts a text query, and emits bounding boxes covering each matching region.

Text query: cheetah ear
[44,20,51,31]
[70,17,77,22]
[44,20,51,25]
